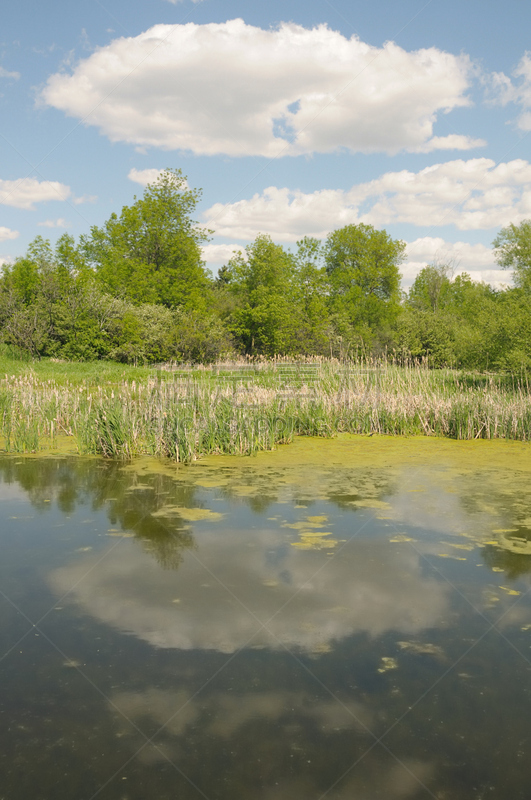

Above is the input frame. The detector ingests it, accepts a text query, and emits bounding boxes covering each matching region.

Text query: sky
[1,0,531,288]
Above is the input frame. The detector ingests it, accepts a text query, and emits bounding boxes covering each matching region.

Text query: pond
[1,435,531,799]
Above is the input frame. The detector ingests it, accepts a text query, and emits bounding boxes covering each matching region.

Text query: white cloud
[0,177,71,210]
[202,243,245,266]
[512,53,531,130]
[411,134,486,154]
[37,218,69,228]
[127,167,189,189]
[204,186,354,242]
[0,226,19,242]
[41,20,476,157]
[128,167,164,186]
[72,194,97,205]
[0,66,20,80]
[203,158,531,241]
[403,237,507,288]
[487,52,531,131]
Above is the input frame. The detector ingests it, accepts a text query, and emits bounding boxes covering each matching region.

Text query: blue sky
[1,0,531,286]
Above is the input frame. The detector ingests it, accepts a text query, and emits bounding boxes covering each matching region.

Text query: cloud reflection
[49,527,448,653]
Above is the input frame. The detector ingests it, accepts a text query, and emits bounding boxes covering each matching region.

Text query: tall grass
[0,359,530,459]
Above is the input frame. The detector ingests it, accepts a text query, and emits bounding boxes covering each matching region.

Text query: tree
[291,237,332,354]
[226,235,299,355]
[81,169,212,309]
[408,262,453,311]
[324,224,405,337]
[394,307,456,366]
[493,220,531,291]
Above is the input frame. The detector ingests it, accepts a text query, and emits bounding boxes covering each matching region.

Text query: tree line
[1,169,530,370]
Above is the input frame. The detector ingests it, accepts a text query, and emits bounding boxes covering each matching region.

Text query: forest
[1,168,530,372]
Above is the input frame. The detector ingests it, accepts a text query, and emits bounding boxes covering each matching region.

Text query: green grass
[0,354,530,459]
[0,353,176,387]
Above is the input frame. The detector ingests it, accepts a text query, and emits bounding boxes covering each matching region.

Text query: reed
[0,359,529,460]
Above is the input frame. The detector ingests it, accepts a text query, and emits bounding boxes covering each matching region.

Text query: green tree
[2,236,53,306]
[394,307,457,366]
[291,237,332,355]
[408,262,453,311]
[493,220,531,291]
[324,224,405,340]
[170,309,233,363]
[81,169,212,309]
[226,235,299,355]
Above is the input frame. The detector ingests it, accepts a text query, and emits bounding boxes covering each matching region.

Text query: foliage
[169,308,233,364]
[226,235,301,355]
[291,237,333,355]
[408,262,453,311]
[493,220,531,291]
[81,169,212,308]
[1,188,531,373]
[324,224,405,338]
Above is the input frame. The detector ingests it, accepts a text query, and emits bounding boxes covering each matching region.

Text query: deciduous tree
[324,224,405,337]
[81,169,212,309]
[493,220,531,291]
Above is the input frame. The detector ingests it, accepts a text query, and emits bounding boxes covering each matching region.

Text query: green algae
[151,506,224,522]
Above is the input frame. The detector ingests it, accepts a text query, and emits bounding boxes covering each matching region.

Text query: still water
[1,435,531,799]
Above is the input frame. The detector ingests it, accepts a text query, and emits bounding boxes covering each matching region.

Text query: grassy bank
[0,357,530,460]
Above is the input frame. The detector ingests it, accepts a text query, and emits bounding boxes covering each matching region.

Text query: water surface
[1,436,531,799]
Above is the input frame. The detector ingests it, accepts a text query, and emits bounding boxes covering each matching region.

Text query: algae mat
[1,436,531,799]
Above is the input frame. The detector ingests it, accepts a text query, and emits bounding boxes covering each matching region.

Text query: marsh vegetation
[1,356,530,459]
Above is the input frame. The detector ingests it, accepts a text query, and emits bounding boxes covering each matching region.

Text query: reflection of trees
[0,457,121,513]
[0,458,196,570]
[0,452,398,570]
[482,537,531,578]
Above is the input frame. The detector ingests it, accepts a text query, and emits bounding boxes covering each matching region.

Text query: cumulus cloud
[38,218,69,228]
[128,167,189,189]
[403,237,506,288]
[202,243,245,266]
[128,167,165,186]
[204,186,355,242]
[0,226,19,242]
[41,20,476,157]
[0,177,71,210]
[203,158,531,241]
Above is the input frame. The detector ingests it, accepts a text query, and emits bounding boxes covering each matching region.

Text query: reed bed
[0,361,530,460]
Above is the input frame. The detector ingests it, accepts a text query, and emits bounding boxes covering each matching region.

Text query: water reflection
[0,457,197,569]
[109,686,433,799]
[49,531,449,652]
[2,439,531,800]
